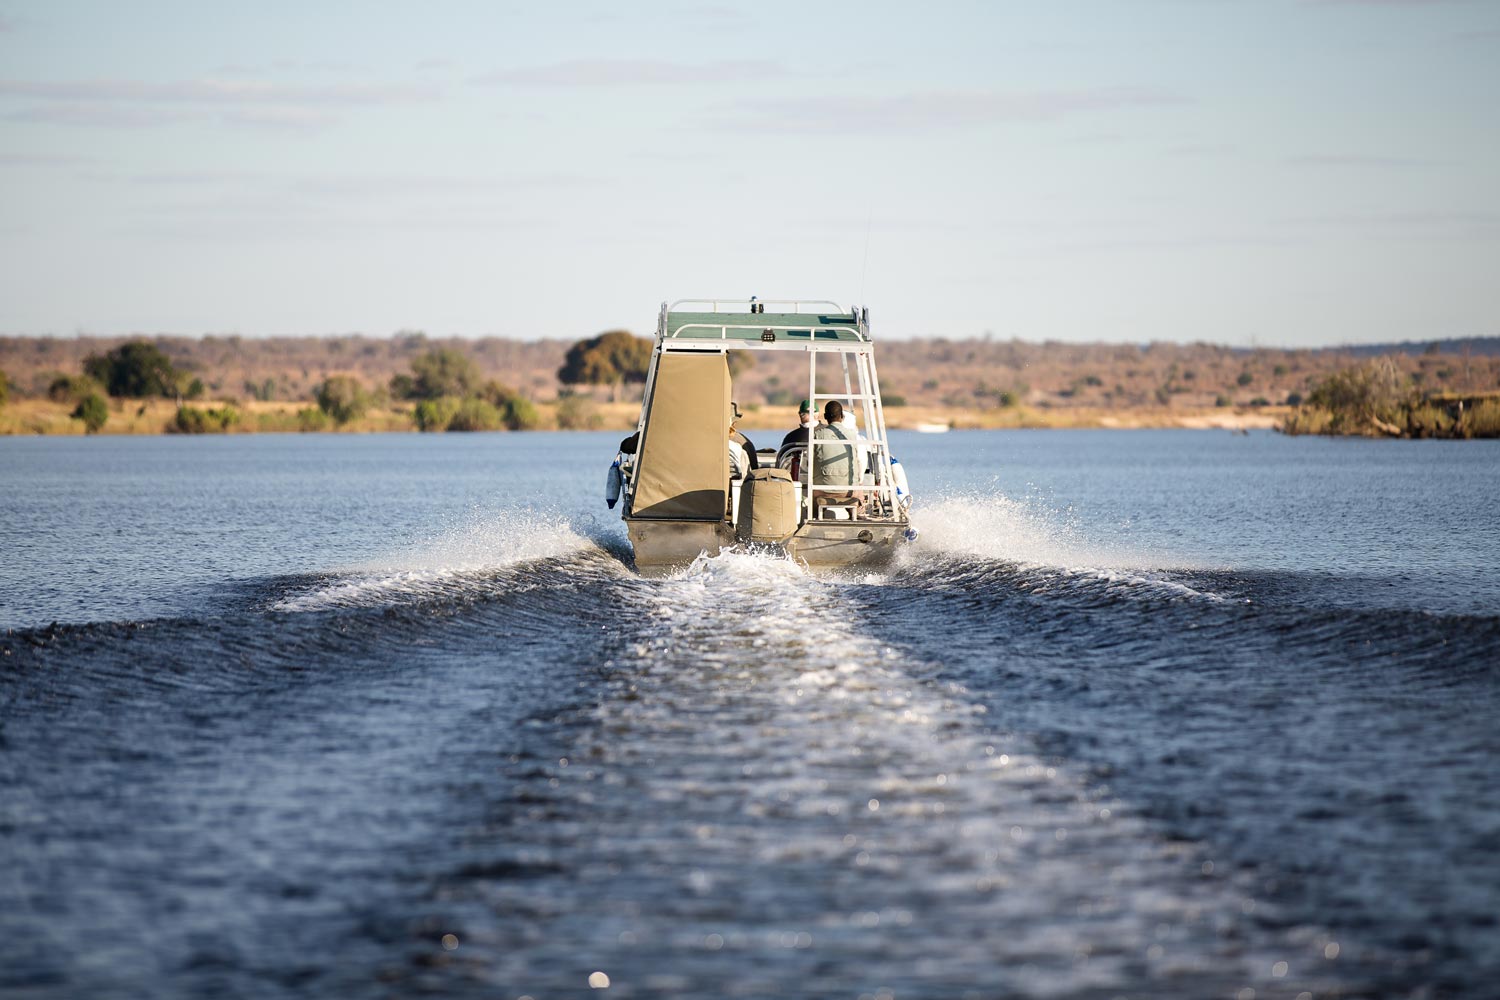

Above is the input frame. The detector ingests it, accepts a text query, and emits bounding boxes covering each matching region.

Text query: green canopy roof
[665,310,865,343]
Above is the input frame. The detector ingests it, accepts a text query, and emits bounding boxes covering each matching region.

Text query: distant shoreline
[0,398,1283,436]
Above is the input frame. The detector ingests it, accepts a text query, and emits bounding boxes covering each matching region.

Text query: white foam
[910,492,1139,569]
[272,507,610,612]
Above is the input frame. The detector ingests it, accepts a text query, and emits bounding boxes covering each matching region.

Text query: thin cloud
[1286,210,1500,241]
[2,104,189,128]
[1166,143,1237,157]
[1286,153,1437,168]
[114,167,596,197]
[121,211,549,242]
[672,4,756,30]
[1307,0,1461,6]
[475,58,783,87]
[222,107,338,131]
[0,75,436,131]
[712,88,1180,134]
[1295,210,1499,227]
[0,151,95,167]
[0,77,436,106]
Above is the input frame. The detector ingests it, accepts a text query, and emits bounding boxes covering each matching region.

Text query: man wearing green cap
[780,398,814,449]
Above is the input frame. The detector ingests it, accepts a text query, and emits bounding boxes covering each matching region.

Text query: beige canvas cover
[631,352,731,520]
[737,468,798,542]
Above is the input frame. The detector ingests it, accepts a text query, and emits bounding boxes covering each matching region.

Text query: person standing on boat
[780,399,814,449]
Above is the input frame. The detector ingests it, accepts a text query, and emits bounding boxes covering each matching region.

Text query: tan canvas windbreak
[630,352,731,519]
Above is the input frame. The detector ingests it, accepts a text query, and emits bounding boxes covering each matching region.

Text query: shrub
[0,368,9,407]
[48,374,105,403]
[557,330,653,390]
[1236,371,1253,387]
[1458,398,1500,439]
[477,379,519,408]
[556,394,603,430]
[406,348,480,400]
[1306,357,1411,433]
[1285,392,1303,406]
[502,396,540,431]
[84,341,182,397]
[169,405,239,434]
[297,407,331,432]
[447,397,504,432]
[1279,407,1333,435]
[1215,394,1232,407]
[71,393,109,433]
[883,393,908,407]
[244,378,278,401]
[314,375,370,424]
[413,396,461,432]
[1406,404,1455,438]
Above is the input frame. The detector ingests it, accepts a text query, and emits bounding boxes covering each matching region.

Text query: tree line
[9,331,660,434]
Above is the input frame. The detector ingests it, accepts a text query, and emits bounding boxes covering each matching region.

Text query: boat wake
[270,508,630,613]
[892,492,1230,605]
[429,546,1344,998]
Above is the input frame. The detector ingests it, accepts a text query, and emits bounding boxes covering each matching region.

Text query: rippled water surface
[2,430,1497,999]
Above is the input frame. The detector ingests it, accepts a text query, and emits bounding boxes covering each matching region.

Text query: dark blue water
[2,431,1497,999]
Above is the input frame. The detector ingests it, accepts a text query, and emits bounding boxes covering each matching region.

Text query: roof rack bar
[658,341,875,355]
[669,298,848,314]
[665,321,869,344]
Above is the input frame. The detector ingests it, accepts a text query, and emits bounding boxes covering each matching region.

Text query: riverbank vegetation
[2,331,1495,436]
[1281,358,1500,439]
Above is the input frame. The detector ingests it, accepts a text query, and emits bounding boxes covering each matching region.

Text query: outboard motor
[736,468,798,543]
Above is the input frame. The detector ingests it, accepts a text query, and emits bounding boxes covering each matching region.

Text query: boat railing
[663,322,868,347]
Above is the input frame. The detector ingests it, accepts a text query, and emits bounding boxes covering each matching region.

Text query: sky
[0,1,1496,346]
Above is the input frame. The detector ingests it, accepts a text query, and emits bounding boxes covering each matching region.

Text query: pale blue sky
[1,0,1496,344]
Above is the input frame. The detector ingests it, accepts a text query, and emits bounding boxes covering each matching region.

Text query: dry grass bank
[5,334,1498,417]
[1,397,1286,436]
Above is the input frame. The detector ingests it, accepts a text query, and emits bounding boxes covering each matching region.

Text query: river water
[2,430,1497,999]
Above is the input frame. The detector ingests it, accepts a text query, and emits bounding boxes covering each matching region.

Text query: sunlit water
[2,431,1497,999]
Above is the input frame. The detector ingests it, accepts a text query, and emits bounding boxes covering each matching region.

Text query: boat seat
[776,443,807,482]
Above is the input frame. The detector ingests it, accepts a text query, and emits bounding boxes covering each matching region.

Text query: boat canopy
[629,352,731,520]
[661,299,870,349]
[665,312,865,344]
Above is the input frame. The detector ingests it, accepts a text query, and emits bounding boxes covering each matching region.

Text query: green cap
[799,398,811,414]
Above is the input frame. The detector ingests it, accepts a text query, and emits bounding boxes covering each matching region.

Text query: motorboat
[607,298,915,575]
